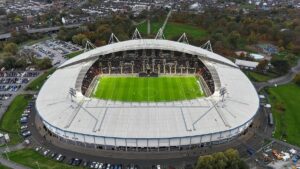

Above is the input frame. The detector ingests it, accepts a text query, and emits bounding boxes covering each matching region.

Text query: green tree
[247,31,257,44]
[35,58,52,70]
[271,59,290,75]
[195,149,248,169]
[212,152,228,169]
[224,149,241,169]
[2,57,17,69]
[195,155,214,169]
[227,31,241,48]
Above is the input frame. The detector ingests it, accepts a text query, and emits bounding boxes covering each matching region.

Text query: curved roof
[60,39,238,68]
[36,39,259,146]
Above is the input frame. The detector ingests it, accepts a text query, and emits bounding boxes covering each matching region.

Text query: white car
[43,149,50,156]
[35,146,42,152]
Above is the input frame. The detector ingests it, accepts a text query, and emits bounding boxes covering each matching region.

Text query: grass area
[0,95,32,145]
[268,83,300,146]
[93,76,203,102]
[26,68,56,91]
[273,50,300,66]
[4,149,83,169]
[0,164,11,169]
[64,50,84,59]
[244,71,277,82]
[138,21,207,39]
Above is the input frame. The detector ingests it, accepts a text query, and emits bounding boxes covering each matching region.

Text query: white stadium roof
[36,39,259,147]
[60,39,238,68]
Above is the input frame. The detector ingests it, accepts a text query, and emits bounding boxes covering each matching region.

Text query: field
[0,95,32,145]
[268,83,300,146]
[93,76,203,102]
[4,149,83,169]
[138,21,207,39]
[244,71,277,82]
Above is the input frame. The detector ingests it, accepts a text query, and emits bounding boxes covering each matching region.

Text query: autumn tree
[3,42,18,55]
[72,34,88,46]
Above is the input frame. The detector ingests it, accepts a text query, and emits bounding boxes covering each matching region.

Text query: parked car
[20,117,28,123]
[74,158,82,166]
[56,154,65,161]
[20,125,28,130]
[35,146,42,152]
[50,152,57,159]
[21,130,31,137]
[43,149,50,156]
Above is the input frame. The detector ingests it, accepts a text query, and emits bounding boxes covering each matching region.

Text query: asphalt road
[0,24,81,40]
[254,59,300,91]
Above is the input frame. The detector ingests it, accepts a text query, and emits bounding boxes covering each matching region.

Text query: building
[235,59,259,70]
[36,38,259,152]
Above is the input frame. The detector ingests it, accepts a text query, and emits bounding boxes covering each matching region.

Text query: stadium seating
[81,50,215,95]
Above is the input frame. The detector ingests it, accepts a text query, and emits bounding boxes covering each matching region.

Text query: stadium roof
[60,39,238,68]
[36,39,259,146]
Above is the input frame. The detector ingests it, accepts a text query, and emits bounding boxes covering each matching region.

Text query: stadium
[35,33,259,152]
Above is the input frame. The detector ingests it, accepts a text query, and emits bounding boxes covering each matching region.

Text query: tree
[35,58,52,70]
[224,149,241,169]
[3,42,18,55]
[195,155,214,169]
[227,31,241,49]
[195,149,248,169]
[247,31,257,44]
[257,60,268,72]
[2,57,17,69]
[212,152,228,169]
[294,74,300,86]
[72,34,87,46]
[271,59,290,75]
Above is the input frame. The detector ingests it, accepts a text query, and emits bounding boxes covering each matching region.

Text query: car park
[28,39,82,66]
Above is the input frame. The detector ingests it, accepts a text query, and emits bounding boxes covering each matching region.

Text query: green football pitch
[92,76,203,102]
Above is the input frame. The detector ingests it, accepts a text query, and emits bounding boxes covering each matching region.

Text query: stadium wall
[39,114,255,151]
